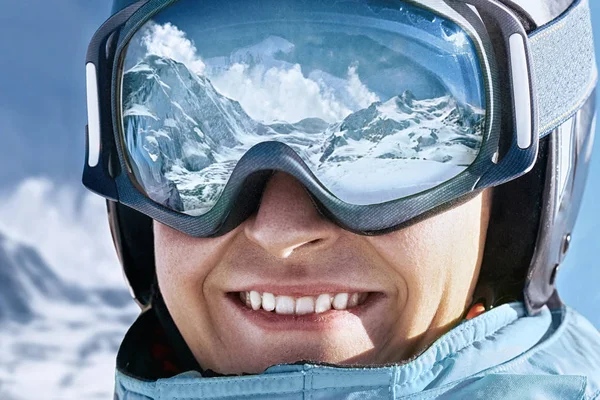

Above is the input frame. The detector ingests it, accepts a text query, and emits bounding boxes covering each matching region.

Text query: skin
[155,172,492,375]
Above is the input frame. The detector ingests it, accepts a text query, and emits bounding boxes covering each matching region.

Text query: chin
[214,339,381,375]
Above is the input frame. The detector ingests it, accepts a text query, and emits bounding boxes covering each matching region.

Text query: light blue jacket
[115,302,600,399]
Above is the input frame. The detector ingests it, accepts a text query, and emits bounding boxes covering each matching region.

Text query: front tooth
[348,293,359,308]
[315,294,332,313]
[332,293,349,310]
[295,297,315,315]
[250,291,262,311]
[262,292,275,311]
[275,296,295,314]
[244,291,251,308]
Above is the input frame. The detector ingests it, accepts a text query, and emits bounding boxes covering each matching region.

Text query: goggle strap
[529,0,597,138]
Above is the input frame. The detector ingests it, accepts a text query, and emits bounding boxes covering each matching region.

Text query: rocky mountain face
[319,90,484,165]
[0,230,132,323]
[0,231,86,322]
[122,55,254,210]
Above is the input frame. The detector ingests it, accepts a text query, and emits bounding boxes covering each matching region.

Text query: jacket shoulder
[494,306,600,399]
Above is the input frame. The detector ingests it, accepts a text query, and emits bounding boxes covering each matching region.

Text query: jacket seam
[589,388,600,400]
[159,375,299,386]
[304,370,311,400]
[168,384,396,400]
[389,369,394,400]
[477,306,572,376]
[394,313,524,388]
[578,376,589,400]
[171,390,302,400]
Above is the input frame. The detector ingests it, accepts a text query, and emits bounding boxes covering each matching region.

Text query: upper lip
[227,284,380,296]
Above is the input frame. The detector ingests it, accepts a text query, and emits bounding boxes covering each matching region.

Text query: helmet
[98,0,596,315]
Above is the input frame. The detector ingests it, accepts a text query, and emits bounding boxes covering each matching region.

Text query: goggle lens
[121,0,486,216]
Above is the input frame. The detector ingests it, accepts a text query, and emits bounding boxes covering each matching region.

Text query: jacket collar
[115,302,584,399]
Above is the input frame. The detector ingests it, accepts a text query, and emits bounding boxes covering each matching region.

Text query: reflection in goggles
[122,3,485,215]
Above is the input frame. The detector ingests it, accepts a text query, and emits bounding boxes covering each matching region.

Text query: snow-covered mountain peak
[321,89,484,165]
[124,54,257,147]
[376,90,458,120]
[0,229,82,322]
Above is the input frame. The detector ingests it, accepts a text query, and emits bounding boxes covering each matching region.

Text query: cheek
[153,222,236,307]
[366,193,490,309]
[396,195,487,264]
[154,224,201,287]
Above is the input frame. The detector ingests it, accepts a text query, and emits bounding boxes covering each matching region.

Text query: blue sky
[0,1,598,327]
[556,2,600,328]
[0,1,109,186]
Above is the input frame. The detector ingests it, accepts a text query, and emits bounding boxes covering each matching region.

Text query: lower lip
[225,292,385,331]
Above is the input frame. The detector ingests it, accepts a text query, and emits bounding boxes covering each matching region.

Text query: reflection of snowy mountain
[320,90,483,165]
[124,54,253,156]
[123,54,483,213]
[0,229,137,399]
[123,55,332,211]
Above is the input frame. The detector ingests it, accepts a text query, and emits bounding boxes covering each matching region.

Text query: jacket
[114,302,600,399]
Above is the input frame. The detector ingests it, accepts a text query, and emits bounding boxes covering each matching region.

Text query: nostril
[303,238,327,251]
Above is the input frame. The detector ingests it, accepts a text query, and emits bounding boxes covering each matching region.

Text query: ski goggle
[84,0,596,236]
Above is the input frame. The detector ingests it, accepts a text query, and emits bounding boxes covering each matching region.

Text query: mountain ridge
[0,229,132,323]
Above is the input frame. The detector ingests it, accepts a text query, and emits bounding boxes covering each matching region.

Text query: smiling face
[154,172,492,375]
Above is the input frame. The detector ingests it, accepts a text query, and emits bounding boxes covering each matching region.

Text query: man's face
[155,172,492,374]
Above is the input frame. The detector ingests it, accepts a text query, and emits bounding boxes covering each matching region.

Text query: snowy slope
[0,230,137,400]
[0,232,84,323]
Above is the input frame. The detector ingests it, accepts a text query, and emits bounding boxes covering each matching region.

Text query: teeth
[295,297,315,315]
[275,296,295,315]
[262,292,276,312]
[332,293,349,310]
[240,292,251,308]
[359,292,369,304]
[250,291,262,311]
[239,291,368,314]
[315,294,332,313]
[348,293,359,308]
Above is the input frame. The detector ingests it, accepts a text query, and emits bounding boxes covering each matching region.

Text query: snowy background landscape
[0,1,599,399]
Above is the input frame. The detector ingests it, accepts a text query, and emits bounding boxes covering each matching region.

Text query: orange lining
[465,303,486,320]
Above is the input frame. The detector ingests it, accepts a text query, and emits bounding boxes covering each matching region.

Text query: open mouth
[225,289,386,330]
[237,291,371,315]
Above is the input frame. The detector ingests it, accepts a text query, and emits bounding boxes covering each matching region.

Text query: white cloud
[210,63,352,124]
[346,65,380,109]
[0,178,124,289]
[141,22,206,75]
[209,63,381,124]
[136,23,382,124]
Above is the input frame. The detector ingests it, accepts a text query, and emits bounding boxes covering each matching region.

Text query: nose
[243,172,341,258]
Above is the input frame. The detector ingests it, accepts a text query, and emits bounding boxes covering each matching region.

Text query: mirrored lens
[121,0,486,215]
